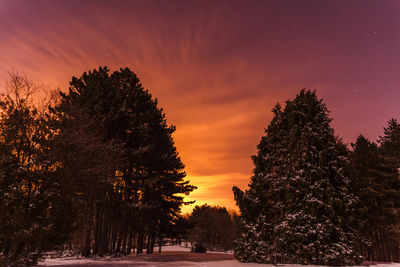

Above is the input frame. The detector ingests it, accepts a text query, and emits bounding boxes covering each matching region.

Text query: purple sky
[0,0,399,212]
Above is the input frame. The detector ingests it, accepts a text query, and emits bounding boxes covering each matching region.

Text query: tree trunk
[115,219,122,253]
[93,200,101,255]
[127,230,133,255]
[121,217,128,255]
[146,234,152,254]
[151,235,155,254]
[137,232,144,254]
[112,217,119,253]
[82,212,92,257]
[99,202,108,257]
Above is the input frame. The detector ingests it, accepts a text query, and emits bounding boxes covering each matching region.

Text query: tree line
[234,89,400,265]
[0,67,196,266]
[187,204,239,252]
[1,71,399,266]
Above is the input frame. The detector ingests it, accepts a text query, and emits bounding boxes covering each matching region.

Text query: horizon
[1,0,399,213]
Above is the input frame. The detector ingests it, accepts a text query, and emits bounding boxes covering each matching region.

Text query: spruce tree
[379,118,400,168]
[350,135,400,261]
[233,89,360,265]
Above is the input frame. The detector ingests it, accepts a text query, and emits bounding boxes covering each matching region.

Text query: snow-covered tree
[233,89,361,265]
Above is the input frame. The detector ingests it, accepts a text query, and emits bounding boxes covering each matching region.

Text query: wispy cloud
[0,0,399,213]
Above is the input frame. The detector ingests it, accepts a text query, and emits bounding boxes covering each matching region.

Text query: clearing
[36,246,400,267]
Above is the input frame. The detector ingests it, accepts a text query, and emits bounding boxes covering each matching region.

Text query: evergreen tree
[350,135,400,261]
[233,89,360,265]
[47,102,124,256]
[50,67,195,256]
[379,118,400,168]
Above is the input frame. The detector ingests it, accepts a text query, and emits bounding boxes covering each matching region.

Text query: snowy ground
[36,246,400,267]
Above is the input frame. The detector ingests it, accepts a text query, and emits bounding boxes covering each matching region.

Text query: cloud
[1,0,400,214]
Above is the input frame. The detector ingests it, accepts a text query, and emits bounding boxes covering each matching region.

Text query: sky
[0,0,399,213]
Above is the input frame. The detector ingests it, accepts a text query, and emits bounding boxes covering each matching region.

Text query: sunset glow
[1,0,399,213]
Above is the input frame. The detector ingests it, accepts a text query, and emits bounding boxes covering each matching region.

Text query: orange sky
[0,0,400,213]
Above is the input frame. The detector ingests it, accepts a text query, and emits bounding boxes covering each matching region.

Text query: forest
[0,68,400,266]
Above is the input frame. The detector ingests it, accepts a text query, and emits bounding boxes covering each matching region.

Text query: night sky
[1,0,399,213]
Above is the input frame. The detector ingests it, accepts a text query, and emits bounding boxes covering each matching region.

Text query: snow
[39,259,241,266]
[37,257,400,267]
[36,246,400,267]
[150,244,232,254]
[159,245,191,252]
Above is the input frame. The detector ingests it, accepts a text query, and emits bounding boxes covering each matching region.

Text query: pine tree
[379,118,400,260]
[50,66,195,256]
[47,102,123,256]
[233,89,360,265]
[350,135,400,261]
[379,118,400,168]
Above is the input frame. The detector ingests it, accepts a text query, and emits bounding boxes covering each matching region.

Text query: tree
[233,89,360,265]
[50,66,195,256]
[0,73,73,266]
[188,204,238,252]
[379,118,400,168]
[350,135,400,261]
[47,100,124,256]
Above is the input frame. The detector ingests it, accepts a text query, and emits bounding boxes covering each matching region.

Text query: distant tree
[233,89,361,265]
[350,135,400,261]
[379,118,400,168]
[152,214,192,253]
[170,215,192,245]
[0,74,73,266]
[188,204,238,252]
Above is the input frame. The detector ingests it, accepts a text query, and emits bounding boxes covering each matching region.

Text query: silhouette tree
[380,118,400,168]
[188,204,238,252]
[0,74,74,266]
[50,67,195,256]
